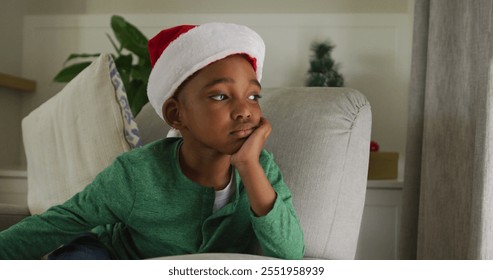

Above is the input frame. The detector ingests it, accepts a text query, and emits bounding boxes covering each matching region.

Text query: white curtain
[399,0,493,259]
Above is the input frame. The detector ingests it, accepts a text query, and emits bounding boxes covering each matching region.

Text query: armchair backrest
[136,87,372,259]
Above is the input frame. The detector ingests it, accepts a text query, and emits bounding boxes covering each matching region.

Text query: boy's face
[175,55,262,155]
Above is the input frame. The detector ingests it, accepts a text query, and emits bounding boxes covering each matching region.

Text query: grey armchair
[0,84,371,259]
[136,87,372,259]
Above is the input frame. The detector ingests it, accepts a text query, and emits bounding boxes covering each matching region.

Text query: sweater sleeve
[250,151,305,259]
[0,157,135,259]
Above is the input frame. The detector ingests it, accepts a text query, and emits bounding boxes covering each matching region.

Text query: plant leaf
[111,15,148,59]
[131,64,151,82]
[115,54,133,70]
[64,53,100,64]
[53,62,92,82]
[125,79,141,106]
[130,82,149,116]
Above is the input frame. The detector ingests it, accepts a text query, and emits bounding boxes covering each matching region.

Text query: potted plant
[54,15,150,116]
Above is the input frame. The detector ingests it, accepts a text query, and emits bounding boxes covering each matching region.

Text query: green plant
[306,40,344,87]
[54,15,150,116]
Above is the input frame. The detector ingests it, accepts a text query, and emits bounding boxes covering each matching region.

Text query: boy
[0,22,304,259]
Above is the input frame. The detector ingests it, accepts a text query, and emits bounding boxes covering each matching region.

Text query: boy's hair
[146,22,266,121]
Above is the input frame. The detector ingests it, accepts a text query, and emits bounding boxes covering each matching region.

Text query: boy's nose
[231,100,252,120]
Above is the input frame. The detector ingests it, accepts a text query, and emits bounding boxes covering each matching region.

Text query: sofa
[0,54,372,259]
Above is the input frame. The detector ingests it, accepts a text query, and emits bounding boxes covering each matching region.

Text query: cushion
[109,57,142,149]
[22,53,140,215]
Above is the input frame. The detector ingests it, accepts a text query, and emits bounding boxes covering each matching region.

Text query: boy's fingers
[256,117,272,139]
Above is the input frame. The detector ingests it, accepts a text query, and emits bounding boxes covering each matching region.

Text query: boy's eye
[210,94,228,101]
[248,94,262,101]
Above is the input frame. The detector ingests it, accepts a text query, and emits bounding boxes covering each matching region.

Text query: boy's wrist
[233,159,262,173]
[233,159,276,217]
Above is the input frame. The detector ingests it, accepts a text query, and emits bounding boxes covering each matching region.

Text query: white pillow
[22,54,140,215]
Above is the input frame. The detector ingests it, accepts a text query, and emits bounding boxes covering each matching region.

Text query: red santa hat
[147,22,265,120]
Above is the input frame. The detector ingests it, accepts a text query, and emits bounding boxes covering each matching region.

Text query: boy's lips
[230,125,257,138]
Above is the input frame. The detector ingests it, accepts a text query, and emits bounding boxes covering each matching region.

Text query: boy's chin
[222,140,247,156]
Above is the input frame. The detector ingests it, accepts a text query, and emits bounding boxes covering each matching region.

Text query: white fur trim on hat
[147,22,265,120]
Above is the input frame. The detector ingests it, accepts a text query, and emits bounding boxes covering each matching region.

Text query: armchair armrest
[150,253,278,260]
[0,204,30,231]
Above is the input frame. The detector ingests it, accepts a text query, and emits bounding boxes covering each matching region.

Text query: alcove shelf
[0,72,36,92]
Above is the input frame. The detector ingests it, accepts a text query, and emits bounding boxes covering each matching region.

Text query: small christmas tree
[306,40,344,87]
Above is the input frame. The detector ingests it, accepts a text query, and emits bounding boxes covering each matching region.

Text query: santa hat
[147,22,265,121]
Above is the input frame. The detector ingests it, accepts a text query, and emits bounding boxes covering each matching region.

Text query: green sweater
[0,138,304,259]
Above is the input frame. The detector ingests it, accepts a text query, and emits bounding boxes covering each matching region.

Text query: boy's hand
[231,117,275,216]
[231,117,272,168]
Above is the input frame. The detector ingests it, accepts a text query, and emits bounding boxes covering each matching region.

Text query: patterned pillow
[108,57,142,148]
[22,53,142,214]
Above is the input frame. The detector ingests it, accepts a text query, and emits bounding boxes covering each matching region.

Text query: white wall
[0,0,26,168]
[2,0,414,171]
[21,12,412,171]
[24,0,410,15]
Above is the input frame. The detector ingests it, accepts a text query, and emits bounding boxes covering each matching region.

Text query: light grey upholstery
[151,253,278,260]
[0,87,371,260]
[136,87,372,259]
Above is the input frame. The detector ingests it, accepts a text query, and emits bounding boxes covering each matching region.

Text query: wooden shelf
[0,167,27,178]
[0,72,36,92]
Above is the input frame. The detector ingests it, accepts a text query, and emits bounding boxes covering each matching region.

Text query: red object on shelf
[370,140,379,152]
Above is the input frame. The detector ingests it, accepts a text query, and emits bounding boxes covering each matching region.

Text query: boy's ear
[162,98,183,129]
